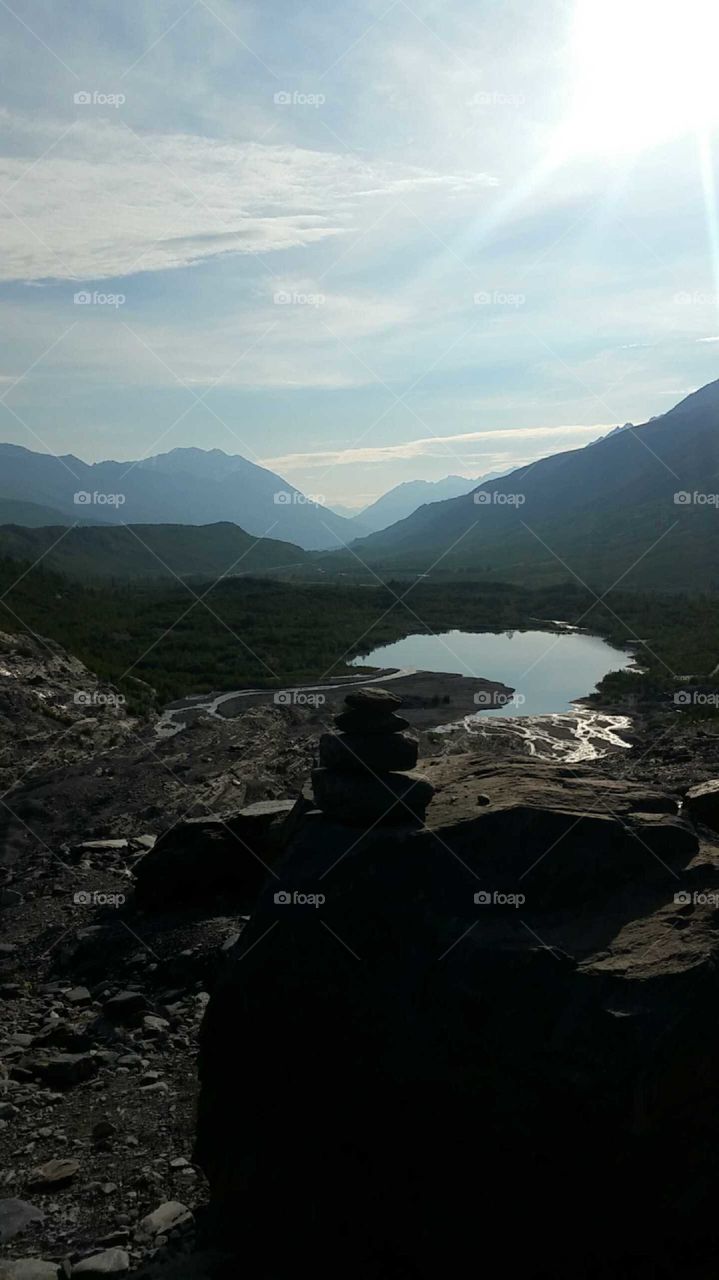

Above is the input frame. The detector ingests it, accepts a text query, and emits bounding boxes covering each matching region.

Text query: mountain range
[2,380,719,591]
[0,444,367,551]
[343,472,509,535]
[339,381,719,591]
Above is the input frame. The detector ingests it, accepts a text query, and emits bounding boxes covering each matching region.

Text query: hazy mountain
[341,380,719,591]
[0,497,94,526]
[351,471,509,535]
[0,444,359,551]
[0,521,307,581]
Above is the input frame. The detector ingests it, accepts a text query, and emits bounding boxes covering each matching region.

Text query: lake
[351,627,634,718]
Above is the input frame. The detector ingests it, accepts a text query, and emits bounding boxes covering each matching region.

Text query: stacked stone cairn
[312,687,434,825]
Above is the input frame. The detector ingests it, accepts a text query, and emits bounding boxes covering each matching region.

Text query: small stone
[22,1053,98,1091]
[64,988,91,1007]
[135,1201,191,1240]
[169,1157,188,1169]
[27,1158,80,1191]
[91,1121,117,1143]
[0,1197,44,1244]
[102,993,147,1023]
[139,1081,168,1095]
[73,840,129,853]
[142,1016,169,1035]
[71,1248,129,1276]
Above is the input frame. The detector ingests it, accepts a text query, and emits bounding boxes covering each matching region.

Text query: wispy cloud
[0,112,497,283]
[262,423,612,470]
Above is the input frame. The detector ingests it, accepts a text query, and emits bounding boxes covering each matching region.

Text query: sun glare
[563,0,719,155]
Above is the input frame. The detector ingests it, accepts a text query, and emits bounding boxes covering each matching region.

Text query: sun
[561,0,719,155]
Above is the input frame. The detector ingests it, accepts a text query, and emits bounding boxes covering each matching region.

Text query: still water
[351,628,634,717]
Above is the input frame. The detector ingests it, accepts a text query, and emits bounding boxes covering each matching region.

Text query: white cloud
[0,112,497,283]
[262,423,612,470]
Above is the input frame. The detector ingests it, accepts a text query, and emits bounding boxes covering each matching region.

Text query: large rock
[19,1052,98,1090]
[134,1201,192,1242]
[0,1262,59,1280]
[195,758,712,1278]
[0,1199,44,1244]
[318,730,419,774]
[27,1159,79,1192]
[311,767,434,825]
[684,778,719,832]
[71,1249,129,1276]
[133,801,301,910]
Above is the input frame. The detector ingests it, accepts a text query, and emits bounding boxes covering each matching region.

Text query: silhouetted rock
[685,778,719,832]
[312,766,433,825]
[319,730,419,773]
[195,757,711,1279]
[133,800,302,909]
[333,709,410,734]
[312,689,433,826]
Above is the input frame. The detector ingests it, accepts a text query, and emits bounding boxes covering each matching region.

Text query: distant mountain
[0,444,359,551]
[351,471,509,535]
[340,380,719,592]
[0,497,91,526]
[0,521,307,581]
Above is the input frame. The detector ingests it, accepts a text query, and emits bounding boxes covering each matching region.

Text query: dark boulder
[195,758,714,1278]
[684,778,719,832]
[133,799,304,910]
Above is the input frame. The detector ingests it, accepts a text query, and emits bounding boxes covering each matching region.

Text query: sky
[1,0,718,510]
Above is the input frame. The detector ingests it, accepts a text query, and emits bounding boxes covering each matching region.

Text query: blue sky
[1,0,718,508]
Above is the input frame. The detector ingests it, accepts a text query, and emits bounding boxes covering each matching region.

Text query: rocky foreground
[2,633,719,1277]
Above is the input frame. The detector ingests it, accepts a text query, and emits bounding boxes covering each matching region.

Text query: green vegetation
[0,522,307,581]
[2,554,718,715]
